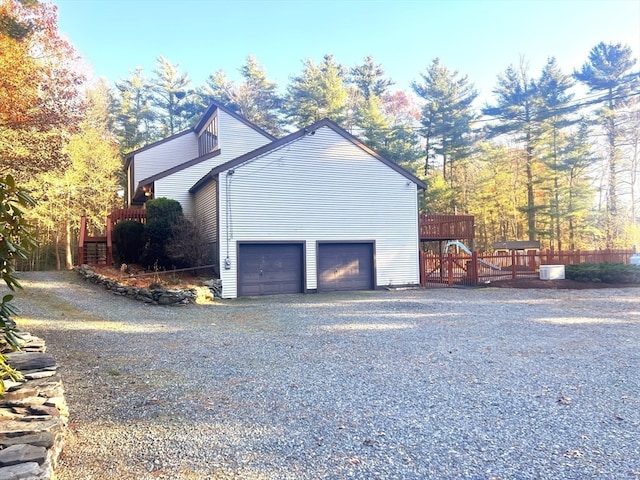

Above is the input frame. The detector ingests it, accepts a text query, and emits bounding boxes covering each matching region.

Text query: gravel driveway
[8,271,640,479]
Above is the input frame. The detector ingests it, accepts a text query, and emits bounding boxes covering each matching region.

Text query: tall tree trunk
[605,89,618,248]
[525,143,535,241]
[553,128,562,251]
[54,233,61,271]
[65,219,73,270]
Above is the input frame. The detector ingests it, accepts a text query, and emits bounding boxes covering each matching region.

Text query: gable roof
[124,99,277,170]
[189,118,427,194]
[129,148,222,204]
[194,99,278,141]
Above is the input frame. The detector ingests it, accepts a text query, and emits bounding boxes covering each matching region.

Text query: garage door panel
[238,244,303,296]
[318,243,373,292]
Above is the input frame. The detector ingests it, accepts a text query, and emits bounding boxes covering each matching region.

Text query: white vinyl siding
[154,110,272,216]
[217,126,420,298]
[193,179,218,244]
[133,132,198,187]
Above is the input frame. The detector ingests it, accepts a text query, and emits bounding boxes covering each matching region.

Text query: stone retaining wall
[0,333,67,480]
[75,265,222,305]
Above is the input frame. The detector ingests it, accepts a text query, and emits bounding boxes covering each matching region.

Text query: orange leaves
[0,0,85,181]
[0,34,39,128]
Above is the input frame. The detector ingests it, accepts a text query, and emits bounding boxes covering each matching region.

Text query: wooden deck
[78,208,146,266]
[419,214,475,241]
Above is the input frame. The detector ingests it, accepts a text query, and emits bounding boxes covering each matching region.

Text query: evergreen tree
[413,58,477,212]
[350,55,393,100]
[562,122,597,249]
[484,59,541,241]
[575,42,639,247]
[353,95,389,153]
[535,58,577,249]
[200,56,283,136]
[113,67,157,153]
[618,96,640,230]
[285,54,349,128]
[152,56,196,136]
[380,91,422,167]
[348,56,421,166]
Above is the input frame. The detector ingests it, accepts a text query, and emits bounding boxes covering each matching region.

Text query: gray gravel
[7,271,640,479]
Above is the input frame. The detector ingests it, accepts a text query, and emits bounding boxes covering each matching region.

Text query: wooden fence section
[539,248,635,265]
[420,248,637,287]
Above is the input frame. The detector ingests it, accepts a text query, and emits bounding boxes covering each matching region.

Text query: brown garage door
[238,243,304,296]
[318,242,374,292]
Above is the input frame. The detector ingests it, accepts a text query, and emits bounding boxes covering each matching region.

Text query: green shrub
[165,216,208,269]
[141,198,183,269]
[0,175,37,391]
[565,262,640,284]
[146,197,183,224]
[112,220,144,264]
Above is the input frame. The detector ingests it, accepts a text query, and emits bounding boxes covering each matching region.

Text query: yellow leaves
[0,35,39,128]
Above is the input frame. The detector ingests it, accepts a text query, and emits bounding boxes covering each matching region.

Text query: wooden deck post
[78,216,87,266]
[106,214,113,266]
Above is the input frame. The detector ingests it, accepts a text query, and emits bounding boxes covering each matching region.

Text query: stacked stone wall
[0,334,67,479]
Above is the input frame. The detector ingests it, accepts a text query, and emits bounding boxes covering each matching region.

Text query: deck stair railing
[78,208,146,266]
[78,215,111,266]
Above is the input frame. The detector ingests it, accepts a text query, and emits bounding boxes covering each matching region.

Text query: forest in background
[1,1,639,270]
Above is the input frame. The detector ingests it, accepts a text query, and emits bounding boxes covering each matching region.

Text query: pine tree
[285,55,349,128]
[535,58,577,249]
[152,56,196,136]
[484,58,541,241]
[413,58,477,212]
[575,42,639,247]
[350,55,393,100]
[113,67,157,153]
[200,56,283,136]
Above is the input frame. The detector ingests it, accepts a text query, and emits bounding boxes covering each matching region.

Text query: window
[198,114,218,156]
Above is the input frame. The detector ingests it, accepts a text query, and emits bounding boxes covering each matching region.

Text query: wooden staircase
[78,208,146,266]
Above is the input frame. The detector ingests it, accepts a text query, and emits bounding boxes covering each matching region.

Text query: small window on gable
[198,114,218,156]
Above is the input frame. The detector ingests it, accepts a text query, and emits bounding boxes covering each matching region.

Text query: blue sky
[54,0,640,103]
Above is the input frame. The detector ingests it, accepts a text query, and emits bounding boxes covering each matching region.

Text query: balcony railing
[419,214,475,241]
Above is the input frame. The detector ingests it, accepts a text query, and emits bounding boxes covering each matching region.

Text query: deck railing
[78,215,112,266]
[109,208,146,225]
[419,214,475,241]
[77,208,146,266]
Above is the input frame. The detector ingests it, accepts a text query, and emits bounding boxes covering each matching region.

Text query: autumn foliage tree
[1,1,121,270]
[0,0,84,183]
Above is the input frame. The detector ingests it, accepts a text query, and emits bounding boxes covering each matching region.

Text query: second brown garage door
[317,242,374,292]
[238,243,304,296]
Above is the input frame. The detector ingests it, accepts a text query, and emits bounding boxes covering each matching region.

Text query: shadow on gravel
[4,271,640,480]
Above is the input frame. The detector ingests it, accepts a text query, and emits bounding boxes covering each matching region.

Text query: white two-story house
[125,101,426,298]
